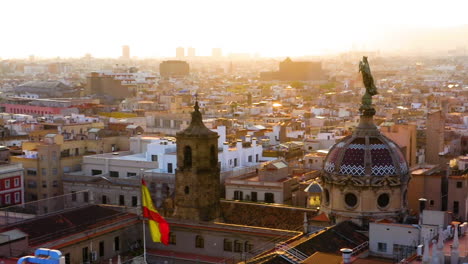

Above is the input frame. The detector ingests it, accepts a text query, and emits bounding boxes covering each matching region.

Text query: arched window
[324,189,330,205]
[184,146,192,167]
[210,145,217,166]
[195,235,204,248]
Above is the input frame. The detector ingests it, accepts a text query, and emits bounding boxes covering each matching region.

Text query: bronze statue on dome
[359,56,377,116]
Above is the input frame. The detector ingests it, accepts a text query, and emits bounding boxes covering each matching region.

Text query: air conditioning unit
[90,251,97,261]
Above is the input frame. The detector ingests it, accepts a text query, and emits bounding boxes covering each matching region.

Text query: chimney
[252,137,257,147]
[236,139,242,149]
[418,198,427,225]
[137,132,142,152]
[223,142,229,153]
[340,248,352,264]
[245,134,251,142]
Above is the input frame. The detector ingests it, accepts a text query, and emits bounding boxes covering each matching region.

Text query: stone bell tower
[173,101,221,221]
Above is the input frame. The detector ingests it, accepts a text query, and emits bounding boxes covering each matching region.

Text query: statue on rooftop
[359,56,378,116]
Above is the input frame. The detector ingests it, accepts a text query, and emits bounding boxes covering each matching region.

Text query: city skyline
[1,0,468,59]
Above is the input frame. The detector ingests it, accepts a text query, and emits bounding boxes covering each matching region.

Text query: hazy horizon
[1,0,468,59]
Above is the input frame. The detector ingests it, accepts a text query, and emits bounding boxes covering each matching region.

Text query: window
[251,192,258,202]
[234,158,238,167]
[53,180,58,187]
[42,181,47,188]
[119,195,125,206]
[99,241,105,257]
[184,186,190,195]
[184,146,192,167]
[210,145,217,166]
[234,191,243,200]
[82,247,89,262]
[102,195,108,204]
[167,163,173,173]
[169,232,176,245]
[4,179,10,189]
[223,239,232,251]
[429,200,434,206]
[52,168,58,175]
[248,155,252,162]
[13,178,19,187]
[127,172,137,177]
[195,235,204,248]
[324,189,330,205]
[65,253,70,264]
[234,240,242,252]
[132,196,138,207]
[265,193,275,203]
[84,192,89,203]
[377,242,387,252]
[41,168,47,176]
[14,192,20,203]
[453,201,459,214]
[5,194,11,204]
[377,193,390,208]
[245,241,253,252]
[92,169,102,176]
[27,169,37,176]
[52,151,57,161]
[344,193,358,208]
[71,191,77,202]
[162,183,169,197]
[27,180,37,189]
[114,236,120,251]
[110,171,119,178]
[456,181,463,188]
[256,154,259,162]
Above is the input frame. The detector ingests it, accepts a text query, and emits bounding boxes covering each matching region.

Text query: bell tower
[173,101,221,221]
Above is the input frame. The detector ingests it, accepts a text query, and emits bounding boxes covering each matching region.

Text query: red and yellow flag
[141,179,170,245]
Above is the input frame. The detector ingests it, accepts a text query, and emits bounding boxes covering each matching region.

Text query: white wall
[369,223,420,258]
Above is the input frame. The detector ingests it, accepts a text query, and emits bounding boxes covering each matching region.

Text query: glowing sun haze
[1,0,467,58]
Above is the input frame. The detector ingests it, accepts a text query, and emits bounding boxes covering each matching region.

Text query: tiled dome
[324,134,408,177]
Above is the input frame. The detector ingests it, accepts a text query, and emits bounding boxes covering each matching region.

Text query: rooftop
[1,205,136,246]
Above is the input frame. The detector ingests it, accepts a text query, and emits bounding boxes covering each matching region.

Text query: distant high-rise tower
[212,48,222,58]
[122,45,130,60]
[176,47,185,58]
[187,47,195,57]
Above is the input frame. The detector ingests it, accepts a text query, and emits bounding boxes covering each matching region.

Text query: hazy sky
[1,0,467,58]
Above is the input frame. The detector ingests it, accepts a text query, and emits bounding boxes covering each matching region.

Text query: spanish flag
[141,179,170,245]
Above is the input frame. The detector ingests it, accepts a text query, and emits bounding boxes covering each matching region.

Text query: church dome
[324,133,408,177]
[319,57,409,226]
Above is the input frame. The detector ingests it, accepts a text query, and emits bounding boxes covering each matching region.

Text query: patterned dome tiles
[324,135,408,178]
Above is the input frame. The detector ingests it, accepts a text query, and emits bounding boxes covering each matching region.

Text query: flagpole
[141,170,147,264]
[142,216,147,263]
